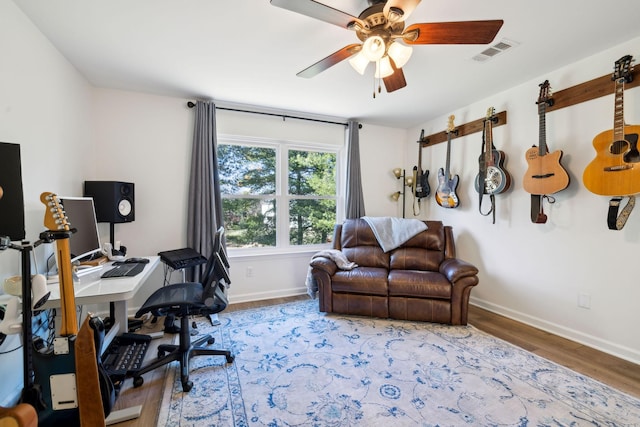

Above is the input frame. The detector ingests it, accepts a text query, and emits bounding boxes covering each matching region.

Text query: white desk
[42,256,160,349]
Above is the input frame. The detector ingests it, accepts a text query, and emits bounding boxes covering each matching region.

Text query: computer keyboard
[101,262,146,278]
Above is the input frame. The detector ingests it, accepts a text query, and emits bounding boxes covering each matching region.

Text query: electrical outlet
[246,266,253,277]
[578,293,591,309]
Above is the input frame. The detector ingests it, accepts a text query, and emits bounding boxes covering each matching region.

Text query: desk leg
[112,300,129,333]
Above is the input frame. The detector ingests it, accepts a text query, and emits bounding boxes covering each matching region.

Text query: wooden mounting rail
[420,110,507,147]
[546,66,640,113]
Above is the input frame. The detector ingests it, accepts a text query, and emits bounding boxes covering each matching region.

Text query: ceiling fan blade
[270,0,361,29]
[403,20,504,44]
[383,61,407,93]
[383,0,421,22]
[297,44,362,78]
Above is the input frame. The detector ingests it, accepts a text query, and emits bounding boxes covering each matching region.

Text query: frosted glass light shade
[390,191,401,201]
[362,35,385,61]
[388,42,413,68]
[349,51,370,75]
[375,56,394,78]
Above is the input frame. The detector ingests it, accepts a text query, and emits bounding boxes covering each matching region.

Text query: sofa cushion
[331,267,388,296]
[340,219,389,269]
[389,221,445,271]
[388,270,451,299]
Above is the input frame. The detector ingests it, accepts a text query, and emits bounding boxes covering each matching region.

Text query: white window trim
[218,133,345,256]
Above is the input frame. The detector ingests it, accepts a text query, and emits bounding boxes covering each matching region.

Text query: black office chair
[132,227,234,392]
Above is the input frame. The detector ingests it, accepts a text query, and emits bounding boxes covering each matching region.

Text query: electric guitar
[415,129,430,199]
[31,192,81,426]
[523,80,570,195]
[436,115,460,208]
[475,107,511,195]
[583,55,640,196]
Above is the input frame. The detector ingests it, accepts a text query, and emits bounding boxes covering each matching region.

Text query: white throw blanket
[362,216,428,252]
[306,249,357,298]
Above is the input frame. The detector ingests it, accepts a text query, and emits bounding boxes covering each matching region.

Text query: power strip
[148,331,164,339]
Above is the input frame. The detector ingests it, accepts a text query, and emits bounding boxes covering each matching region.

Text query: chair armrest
[310,256,338,276]
[439,258,479,283]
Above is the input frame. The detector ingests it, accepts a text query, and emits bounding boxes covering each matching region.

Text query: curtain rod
[187,101,361,128]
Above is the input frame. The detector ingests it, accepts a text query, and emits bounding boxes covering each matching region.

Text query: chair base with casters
[131,282,234,392]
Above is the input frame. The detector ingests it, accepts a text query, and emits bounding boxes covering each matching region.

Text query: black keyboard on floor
[101,262,146,278]
[102,333,151,378]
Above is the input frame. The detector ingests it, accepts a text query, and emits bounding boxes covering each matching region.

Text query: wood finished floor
[112,296,640,426]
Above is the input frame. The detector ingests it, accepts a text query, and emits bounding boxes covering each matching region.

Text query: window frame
[218,134,345,255]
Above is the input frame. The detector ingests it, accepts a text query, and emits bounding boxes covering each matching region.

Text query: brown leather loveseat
[310,218,479,325]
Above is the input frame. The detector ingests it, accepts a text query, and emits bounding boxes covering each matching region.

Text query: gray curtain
[187,100,223,281]
[345,120,365,218]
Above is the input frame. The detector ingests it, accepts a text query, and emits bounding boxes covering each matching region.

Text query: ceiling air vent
[472,38,519,62]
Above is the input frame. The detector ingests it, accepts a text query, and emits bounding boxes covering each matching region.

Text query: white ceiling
[13,0,640,128]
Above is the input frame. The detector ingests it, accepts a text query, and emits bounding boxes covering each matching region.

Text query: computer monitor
[59,196,102,263]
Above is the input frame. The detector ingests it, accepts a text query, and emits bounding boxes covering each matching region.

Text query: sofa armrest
[439,258,479,283]
[310,256,338,277]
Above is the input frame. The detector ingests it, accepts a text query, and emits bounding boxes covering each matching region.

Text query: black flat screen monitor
[0,142,26,241]
[59,196,102,263]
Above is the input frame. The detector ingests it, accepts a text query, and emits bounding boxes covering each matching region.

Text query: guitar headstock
[537,80,552,104]
[485,107,495,120]
[447,115,456,133]
[40,192,70,232]
[613,55,634,84]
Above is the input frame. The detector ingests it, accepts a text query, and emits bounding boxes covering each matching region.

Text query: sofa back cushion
[389,221,445,271]
[336,218,389,269]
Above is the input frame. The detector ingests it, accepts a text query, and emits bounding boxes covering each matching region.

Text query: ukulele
[475,107,511,195]
[436,115,460,208]
[523,80,570,195]
[583,55,640,196]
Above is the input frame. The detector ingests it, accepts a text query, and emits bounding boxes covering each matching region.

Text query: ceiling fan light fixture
[362,35,386,61]
[375,56,394,78]
[349,51,370,75]
[387,42,413,68]
[387,7,404,23]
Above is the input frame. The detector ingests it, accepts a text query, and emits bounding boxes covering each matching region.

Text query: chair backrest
[201,227,230,310]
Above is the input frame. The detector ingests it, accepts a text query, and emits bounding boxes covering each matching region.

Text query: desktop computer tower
[84,181,135,223]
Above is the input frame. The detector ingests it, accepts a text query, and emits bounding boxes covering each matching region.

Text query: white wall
[0,0,95,405]
[405,37,640,364]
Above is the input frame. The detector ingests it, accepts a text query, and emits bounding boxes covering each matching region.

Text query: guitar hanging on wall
[413,129,430,215]
[523,80,570,223]
[435,115,460,208]
[475,107,511,222]
[582,55,640,229]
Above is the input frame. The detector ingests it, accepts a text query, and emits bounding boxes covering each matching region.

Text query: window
[219,137,341,251]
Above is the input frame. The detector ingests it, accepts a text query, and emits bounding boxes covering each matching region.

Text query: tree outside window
[219,142,338,249]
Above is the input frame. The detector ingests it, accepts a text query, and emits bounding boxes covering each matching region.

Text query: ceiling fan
[270,0,503,94]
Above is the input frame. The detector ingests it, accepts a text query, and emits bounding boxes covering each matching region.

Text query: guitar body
[583,126,640,195]
[474,149,511,195]
[0,404,37,427]
[523,147,570,194]
[31,341,80,427]
[436,168,460,208]
[415,169,430,198]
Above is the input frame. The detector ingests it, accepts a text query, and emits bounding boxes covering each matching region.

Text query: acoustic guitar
[475,107,511,195]
[436,115,460,208]
[0,404,37,427]
[583,55,640,196]
[523,80,570,195]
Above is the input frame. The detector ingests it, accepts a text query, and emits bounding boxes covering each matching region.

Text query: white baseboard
[470,297,640,365]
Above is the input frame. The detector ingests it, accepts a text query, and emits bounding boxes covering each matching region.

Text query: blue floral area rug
[157,299,640,426]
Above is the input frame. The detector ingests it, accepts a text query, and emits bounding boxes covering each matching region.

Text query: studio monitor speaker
[84,181,135,223]
[0,142,25,241]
